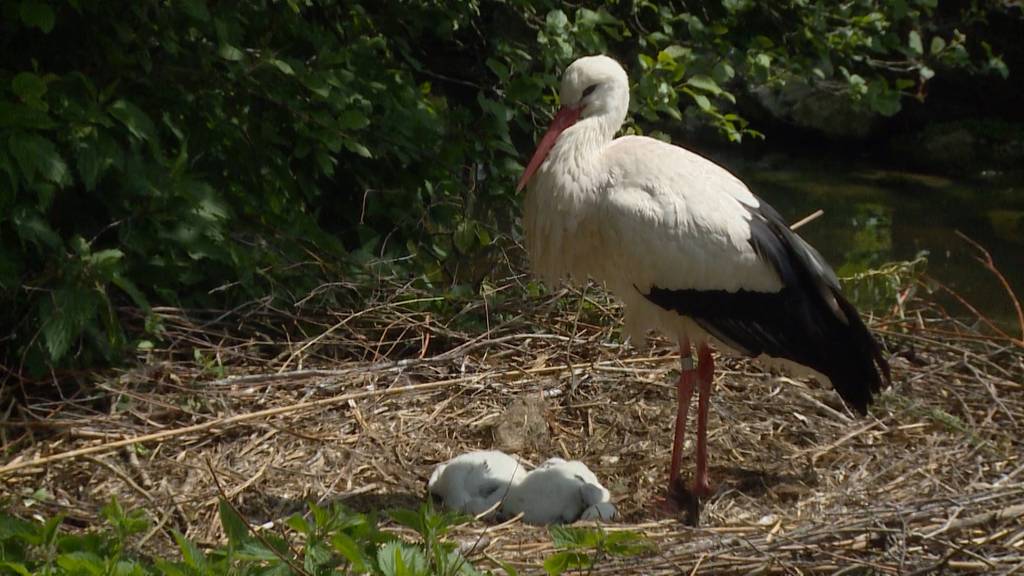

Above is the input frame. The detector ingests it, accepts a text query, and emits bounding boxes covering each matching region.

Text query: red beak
[516,105,582,193]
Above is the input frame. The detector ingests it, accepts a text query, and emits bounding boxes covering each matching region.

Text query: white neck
[541,107,625,191]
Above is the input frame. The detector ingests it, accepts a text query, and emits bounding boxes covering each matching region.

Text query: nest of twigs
[2,266,1023,574]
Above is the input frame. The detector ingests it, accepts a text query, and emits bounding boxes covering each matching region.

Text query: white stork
[517,55,891,509]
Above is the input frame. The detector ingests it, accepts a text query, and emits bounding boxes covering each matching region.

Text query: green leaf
[543,551,592,576]
[102,498,149,537]
[685,74,722,95]
[235,540,282,562]
[603,530,651,556]
[12,208,60,248]
[109,100,156,142]
[86,248,124,269]
[0,561,32,576]
[270,58,294,75]
[543,551,570,576]
[453,222,476,253]
[545,9,568,32]
[435,548,481,576]
[549,525,584,549]
[930,36,946,55]
[76,140,100,191]
[872,89,901,117]
[387,508,423,533]
[12,72,47,101]
[219,500,250,543]
[305,542,332,573]
[100,497,125,525]
[218,43,244,61]
[9,133,68,185]
[180,0,210,22]
[495,560,519,576]
[908,30,923,55]
[486,58,509,81]
[987,56,1009,79]
[40,514,61,546]
[153,559,188,576]
[344,140,372,158]
[0,101,54,129]
[172,530,207,572]
[0,515,39,542]
[575,7,619,29]
[112,560,145,576]
[331,532,369,572]
[19,1,55,33]
[76,133,121,191]
[339,109,370,130]
[41,287,99,361]
[377,542,427,576]
[285,514,310,535]
[712,61,735,83]
[57,552,105,575]
[722,0,752,13]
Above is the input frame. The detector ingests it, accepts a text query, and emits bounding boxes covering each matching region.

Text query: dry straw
[2,252,1022,574]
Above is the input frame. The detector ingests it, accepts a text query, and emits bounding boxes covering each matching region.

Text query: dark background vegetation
[1,0,1019,377]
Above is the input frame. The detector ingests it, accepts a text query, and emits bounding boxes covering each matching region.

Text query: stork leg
[693,343,715,498]
[668,339,696,495]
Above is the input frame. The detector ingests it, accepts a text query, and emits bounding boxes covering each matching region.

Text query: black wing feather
[641,200,891,414]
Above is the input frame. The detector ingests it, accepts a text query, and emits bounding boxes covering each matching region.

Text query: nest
[2,271,1023,574]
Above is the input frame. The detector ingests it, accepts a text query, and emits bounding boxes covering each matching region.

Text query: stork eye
[581,84,598,98]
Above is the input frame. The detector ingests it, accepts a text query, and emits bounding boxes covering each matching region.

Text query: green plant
[0,499,501,576]
[543,526,651,576]
[840,253,929,313]
[0,497,151,576]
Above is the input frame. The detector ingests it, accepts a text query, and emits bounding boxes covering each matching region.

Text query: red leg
[668,339,696,492]
[693,343,715,498]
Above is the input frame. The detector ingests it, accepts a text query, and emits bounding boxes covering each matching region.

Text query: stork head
[559,55,630,124]
[516,55,630,192]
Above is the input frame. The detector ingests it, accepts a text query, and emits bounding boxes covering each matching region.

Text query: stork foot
[649,477,702,526]
[692,477,713,499]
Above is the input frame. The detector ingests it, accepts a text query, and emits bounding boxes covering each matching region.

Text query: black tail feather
[641,195,891,415]
[642,283,890,414]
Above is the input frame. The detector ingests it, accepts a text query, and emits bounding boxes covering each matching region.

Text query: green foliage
[0,499,486,576]
[0,0,1011,375]
[543,526,650,576]
[0,500,654,576]
[840,254,929,313]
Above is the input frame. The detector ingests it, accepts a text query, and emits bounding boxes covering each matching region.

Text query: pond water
[721,153,1024,329]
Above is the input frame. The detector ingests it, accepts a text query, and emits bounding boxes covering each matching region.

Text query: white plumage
[525,60,784,350]
[500,458,616,525]
[427,450,527,518]
[517,55,890,513]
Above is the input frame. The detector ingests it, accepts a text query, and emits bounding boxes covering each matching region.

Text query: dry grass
[1,269,1023,574]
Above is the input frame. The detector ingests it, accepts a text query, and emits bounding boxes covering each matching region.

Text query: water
[724,154,1024,329]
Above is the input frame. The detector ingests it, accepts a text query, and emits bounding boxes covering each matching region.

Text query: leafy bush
[0,0,1011,375]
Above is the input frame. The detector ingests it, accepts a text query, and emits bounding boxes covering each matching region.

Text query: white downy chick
[501,458,616,525]
[427,450,527,518]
